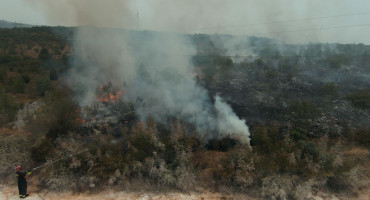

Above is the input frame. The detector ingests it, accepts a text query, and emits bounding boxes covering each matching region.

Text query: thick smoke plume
[30,0,251,144]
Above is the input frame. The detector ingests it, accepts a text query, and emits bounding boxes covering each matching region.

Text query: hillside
[0,20,34,29]
[0,27,369,200]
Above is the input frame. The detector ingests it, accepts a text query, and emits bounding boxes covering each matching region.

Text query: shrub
[288,101,321,120]
[327,166,368,193]
[349,127,370,147]
[206,137,237,151]
[262,175,315,200]
[344,166,368,191]
[31,138,54,163]
[291,179,315,200]
[172,147,196,190]
[11,77,26,93]
[128,122,164,162]
[145,156,175,186]
[290,128,308,142]
[39,48,51,60]
[262,175,293,200]
[0,67,6,82]
[299,141,320,162]
[0,92,21,125]
[319,82,339,98]
[22,74,31,83]
[35,77,51,97]
[49,68,58,80]
[42,163,77,191]
[250,126,281,154]
[346,91,370,110]
[221,147,255,190]
[0,135,32,180]
[327,53,349,69]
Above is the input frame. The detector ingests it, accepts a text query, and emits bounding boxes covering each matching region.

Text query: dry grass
[344,146,369,158]
[0,133,32,183]
[344,146,370,178]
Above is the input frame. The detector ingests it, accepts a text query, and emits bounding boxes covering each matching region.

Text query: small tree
[39,48,51,60]
[36,77,51,97]
[0,67,6,82]
[49,68,58,80]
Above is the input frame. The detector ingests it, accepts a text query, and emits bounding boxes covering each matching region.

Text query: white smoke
[215,96,250,144]
[26,0,251,145]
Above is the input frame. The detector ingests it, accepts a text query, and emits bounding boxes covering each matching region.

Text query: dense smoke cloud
[28,0,251,144]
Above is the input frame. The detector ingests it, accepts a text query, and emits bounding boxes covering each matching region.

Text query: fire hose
[31,149,89,172]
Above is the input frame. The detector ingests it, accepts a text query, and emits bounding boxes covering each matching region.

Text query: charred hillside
[192,35,370,131]
[0,27,369,199]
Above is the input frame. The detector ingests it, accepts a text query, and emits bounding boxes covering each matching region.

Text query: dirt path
[0,185,258,200]
[1,184,368,200]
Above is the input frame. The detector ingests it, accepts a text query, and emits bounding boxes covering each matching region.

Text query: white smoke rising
[29,0,251,144]
[215,96,250,144]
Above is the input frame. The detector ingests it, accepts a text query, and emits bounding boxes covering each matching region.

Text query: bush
[206,137,237,151]
[31,138,54,163]
[28,91,78,162]
[9,77,26,93]
[35,77,51,97]
[22,74,31,83]
[220,147,255,190]
[288,101,321,120]
[290,128,308,142]
[327,53,349,69]
[262,175,293,200]
[327,166,368,193]
[250,126,281,154]
[0,67,6,82]
[49,68,58,80]
[39,48,51,60]
[128,122,164,162]
[346,91,370,110]
[0,135,32,181]
[41,161,77,191]
[319,82,339,98]
[299,141,320,162]
[48,97,78,138]
[0,92,21,125]
[349,127,370,147]
[262,175,315,200]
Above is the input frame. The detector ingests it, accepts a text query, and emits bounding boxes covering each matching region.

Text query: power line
[189,11,370,31]
[192,54,370,59]
[248,23,370,36]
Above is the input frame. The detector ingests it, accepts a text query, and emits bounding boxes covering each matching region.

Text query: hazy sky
[1,0,370,43]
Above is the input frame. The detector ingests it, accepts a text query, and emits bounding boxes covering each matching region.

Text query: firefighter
[16,165,31,198]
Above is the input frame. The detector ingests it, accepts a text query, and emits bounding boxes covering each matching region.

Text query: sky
[1,0,370,44]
